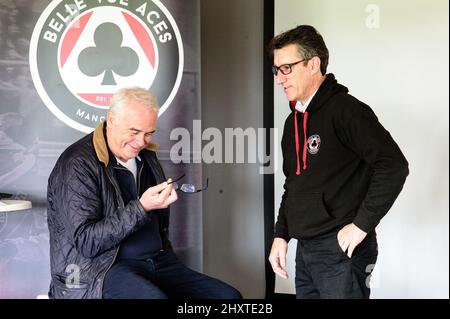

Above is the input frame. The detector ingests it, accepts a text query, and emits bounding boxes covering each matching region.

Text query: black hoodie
[275,74,409,240]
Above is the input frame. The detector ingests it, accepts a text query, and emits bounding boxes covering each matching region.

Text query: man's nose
[137,134,148,147]
[275,73,286,85]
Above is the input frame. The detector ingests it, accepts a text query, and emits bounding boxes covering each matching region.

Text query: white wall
[274,0,449,298]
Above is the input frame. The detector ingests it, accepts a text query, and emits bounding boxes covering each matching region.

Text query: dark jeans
[103,250,242,299]
[295,230,378,299]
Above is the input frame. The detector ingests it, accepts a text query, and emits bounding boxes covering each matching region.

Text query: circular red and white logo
[30,0,183,133]
[307,134,321,155]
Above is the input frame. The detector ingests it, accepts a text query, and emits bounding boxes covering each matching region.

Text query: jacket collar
[93,122,159,166]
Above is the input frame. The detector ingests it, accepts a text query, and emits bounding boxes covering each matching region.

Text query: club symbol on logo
[78,23,139,86]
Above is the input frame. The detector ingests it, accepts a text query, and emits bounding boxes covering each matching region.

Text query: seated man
[47,87,242,299]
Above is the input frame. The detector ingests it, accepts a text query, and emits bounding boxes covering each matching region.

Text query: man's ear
[106,111,114,127]
[310,56,322,75]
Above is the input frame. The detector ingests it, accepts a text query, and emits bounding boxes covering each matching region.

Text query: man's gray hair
[109,87,159,114]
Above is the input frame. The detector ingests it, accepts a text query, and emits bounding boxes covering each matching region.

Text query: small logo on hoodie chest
[307,134,321,154]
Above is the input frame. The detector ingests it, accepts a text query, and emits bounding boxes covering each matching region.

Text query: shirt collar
[294,89,318,113]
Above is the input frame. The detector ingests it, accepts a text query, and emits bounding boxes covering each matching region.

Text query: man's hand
[139,179,178,212]
[337,223,367,258]
[268,238,289,279]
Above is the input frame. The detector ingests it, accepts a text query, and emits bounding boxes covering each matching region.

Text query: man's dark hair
[268,25,329,75]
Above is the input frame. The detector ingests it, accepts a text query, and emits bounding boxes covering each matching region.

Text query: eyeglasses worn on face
[167,173,209,194]
[272,59,307,76]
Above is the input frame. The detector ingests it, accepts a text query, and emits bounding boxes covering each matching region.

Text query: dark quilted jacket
[46,123,172,299]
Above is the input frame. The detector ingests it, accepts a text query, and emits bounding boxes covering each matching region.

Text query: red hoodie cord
[302,112,308,171]
[294,110,309,175]
[294,110,301,175]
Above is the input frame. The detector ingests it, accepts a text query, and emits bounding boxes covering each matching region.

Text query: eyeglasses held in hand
[272,59,307,76]
[167,173,186,185]
[167,173,209,194]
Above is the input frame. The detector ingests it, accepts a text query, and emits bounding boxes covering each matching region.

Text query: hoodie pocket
[285,192,334,238]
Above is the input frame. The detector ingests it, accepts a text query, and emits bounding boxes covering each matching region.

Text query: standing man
[47,87,242,299]
[268,25,409,299]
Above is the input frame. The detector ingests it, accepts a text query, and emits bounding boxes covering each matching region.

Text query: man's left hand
[337,223,367,258]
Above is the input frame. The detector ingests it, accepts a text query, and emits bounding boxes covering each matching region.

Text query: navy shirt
[113,157,162,260]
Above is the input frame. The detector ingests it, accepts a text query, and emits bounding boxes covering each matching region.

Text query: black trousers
[295,229,378,299]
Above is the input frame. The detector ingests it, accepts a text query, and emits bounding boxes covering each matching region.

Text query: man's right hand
[139,179,178,212]
[268,237,289,279]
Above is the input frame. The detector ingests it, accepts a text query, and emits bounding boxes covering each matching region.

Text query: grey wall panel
[201,0,266,298]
